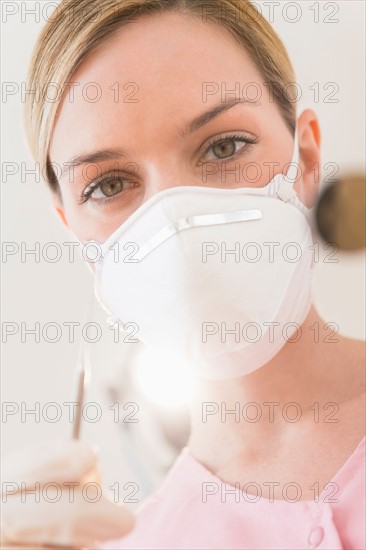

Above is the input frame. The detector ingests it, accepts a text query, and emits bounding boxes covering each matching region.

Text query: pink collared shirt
[104,436,365,549]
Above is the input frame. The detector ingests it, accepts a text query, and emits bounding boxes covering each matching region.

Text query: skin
[50,12,365,501]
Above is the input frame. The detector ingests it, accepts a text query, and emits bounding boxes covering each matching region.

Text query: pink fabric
[104,436,365,549]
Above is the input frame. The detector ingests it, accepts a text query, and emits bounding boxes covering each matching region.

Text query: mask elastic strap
[276,127,300,203]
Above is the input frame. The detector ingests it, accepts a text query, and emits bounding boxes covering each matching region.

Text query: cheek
[59,186,143,245]
[59,188,114,244]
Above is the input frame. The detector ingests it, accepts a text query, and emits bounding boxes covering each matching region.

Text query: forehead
[50,12,264,159]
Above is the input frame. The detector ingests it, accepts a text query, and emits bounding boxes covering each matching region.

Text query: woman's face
[50,12,320,243]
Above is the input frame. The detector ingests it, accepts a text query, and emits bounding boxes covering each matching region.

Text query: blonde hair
[25,0,297,193]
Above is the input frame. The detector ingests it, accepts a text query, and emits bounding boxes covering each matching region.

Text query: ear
[52,192,69,228]
[296,109,321,208]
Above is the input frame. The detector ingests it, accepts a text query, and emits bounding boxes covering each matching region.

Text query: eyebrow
[60,97,260,179]
[180,96,260,137]
[60,148,127,178]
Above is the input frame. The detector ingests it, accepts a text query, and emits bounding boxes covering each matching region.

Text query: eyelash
[77,175,136,205]
[200,132,258,163]
[78,132,258,204]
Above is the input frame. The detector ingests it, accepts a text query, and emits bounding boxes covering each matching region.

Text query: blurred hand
[0,440,135,549]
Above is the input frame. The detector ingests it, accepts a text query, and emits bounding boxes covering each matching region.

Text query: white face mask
[92,130,314,379]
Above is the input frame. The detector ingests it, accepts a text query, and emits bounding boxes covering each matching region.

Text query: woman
[2,0,365,548]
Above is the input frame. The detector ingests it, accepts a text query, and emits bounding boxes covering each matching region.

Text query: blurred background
[1,1,365,506]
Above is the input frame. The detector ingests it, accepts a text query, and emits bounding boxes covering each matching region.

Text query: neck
[187,303,356,468]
